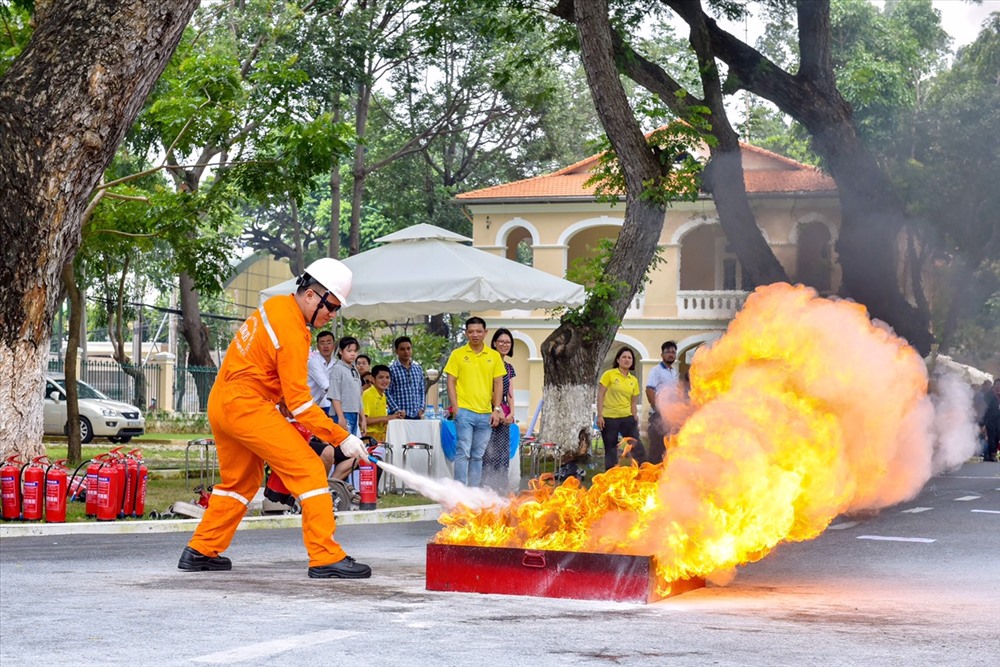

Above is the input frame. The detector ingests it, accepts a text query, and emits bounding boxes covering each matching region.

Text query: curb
[0,504,443,539]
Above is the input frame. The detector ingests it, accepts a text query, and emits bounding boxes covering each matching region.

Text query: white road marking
[856,535,936,543]
[971,509,1000,514]
[900,507,934,514]
[954,495,981,501]
[827,521,859,530]
[191,629,357,664]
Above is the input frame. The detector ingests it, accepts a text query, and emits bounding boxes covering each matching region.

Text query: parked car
[43,374,146,444]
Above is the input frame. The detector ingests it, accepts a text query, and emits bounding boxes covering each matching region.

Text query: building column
[154,352,176,414]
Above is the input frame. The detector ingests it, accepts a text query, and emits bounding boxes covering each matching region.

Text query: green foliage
[829,0,950,150]
[334,317,457,373]
[557,238,665,342]
[0,2,31,77]
[583,117,709,206]
[139,31,246,156]
[78,148,242,345]
[745,0,950,165]
[229,114,353,207]
[737,101,818,165]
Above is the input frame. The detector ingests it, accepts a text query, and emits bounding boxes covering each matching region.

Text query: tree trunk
[0,0,199,460]
[289,194,304,275]
[683,2,788,286]
[61,260,83,465]
[348,81,373,256]
[536,0,671,451]
[178,271,215,411]
[329,98,342,259]
[936,259,974,356]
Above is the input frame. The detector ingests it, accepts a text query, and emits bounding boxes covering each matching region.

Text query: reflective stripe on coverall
[187,294,350,567]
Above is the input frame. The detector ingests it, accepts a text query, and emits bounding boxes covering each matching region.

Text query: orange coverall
[187,294,349,567]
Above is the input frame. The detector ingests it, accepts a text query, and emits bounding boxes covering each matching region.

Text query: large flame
[434,283,944,595]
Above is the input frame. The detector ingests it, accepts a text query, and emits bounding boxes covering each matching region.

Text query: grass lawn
[42,442,433,522]
[137,432,214,442]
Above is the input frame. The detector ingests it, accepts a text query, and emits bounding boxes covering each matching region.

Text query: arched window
[795,222,833,292]
[505,228,534,266]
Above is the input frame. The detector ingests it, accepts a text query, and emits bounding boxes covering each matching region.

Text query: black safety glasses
[317,291,342,313]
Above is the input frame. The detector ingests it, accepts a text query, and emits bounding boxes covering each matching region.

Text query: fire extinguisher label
[23,482,39,507]
[1,475,15,501]
[97,476,111,507]
[46,479,60,503]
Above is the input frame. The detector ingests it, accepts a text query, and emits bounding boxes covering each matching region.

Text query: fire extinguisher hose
[67,460,90,502]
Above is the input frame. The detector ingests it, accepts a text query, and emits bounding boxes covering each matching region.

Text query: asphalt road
[2,462,998,666]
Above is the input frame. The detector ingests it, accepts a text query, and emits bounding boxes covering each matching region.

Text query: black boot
[178,546,232,571]
[307,555,372,579]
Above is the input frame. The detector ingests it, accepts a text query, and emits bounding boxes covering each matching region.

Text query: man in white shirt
[307,330,336,415]
[645,340,679,465]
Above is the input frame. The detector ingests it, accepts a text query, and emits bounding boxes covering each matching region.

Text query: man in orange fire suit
[178,258,372,578]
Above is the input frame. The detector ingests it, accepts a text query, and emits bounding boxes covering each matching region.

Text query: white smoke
[376,460,508,512]
[928,370,980,471]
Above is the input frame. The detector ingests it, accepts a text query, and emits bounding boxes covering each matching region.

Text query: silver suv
[43,374,146,443]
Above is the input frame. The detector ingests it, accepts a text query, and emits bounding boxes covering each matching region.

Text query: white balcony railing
[624,290,645,318]
[677,290,748,319]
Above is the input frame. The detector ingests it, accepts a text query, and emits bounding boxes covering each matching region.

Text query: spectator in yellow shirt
[445,317,505,486]
[597,346,643,470]
[362,364,402,442]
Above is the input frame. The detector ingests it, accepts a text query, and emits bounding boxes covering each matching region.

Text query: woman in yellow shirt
[597,346,644,470]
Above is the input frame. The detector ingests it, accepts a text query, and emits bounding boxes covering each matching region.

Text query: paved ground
[1,461,998,666]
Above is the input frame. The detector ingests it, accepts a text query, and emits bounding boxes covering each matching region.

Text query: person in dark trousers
[981,379,1000,463]
[597,346,644,470]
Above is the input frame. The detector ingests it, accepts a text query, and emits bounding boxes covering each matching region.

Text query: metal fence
[173,366,218,413]
[46,358,219,414]
[47,358,161,411]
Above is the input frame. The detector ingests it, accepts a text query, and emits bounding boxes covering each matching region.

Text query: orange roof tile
[457,143,835,202]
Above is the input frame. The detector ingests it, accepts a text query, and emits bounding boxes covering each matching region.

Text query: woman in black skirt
[482,328,516,493]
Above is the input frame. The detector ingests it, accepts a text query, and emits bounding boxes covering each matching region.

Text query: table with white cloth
[384,419,520,489]
[385,419,453,481]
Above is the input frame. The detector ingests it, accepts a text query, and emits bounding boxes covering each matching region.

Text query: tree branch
[660,0,803,117]
[796,0,834,88]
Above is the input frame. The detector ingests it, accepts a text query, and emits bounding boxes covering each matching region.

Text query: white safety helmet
[298,258,353,307]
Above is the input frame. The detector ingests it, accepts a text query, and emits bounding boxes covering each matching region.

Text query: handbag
[501,403,511,418]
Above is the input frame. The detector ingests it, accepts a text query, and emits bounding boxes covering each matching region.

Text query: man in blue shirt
[386,336,426,419]
[645,340,679,465]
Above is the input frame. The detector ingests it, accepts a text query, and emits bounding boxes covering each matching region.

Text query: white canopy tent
[260,223,586,319]
[927,354,994,385]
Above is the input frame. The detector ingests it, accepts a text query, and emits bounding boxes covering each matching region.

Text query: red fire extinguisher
[122,452,137,517]
[1,456,22,520]
[21,456,47,521]
[45,459,69,523]
[126,449,148,518]
[82,453,107,517]
[357,436,379,511]
[96,453,123,521]
[110,447,128,519]
[264,421,313,507]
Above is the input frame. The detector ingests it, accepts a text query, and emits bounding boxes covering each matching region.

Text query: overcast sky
[713,0,998,51]
[932,0,998,48]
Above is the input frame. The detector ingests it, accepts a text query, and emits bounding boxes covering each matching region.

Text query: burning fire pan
[426,543,704,604]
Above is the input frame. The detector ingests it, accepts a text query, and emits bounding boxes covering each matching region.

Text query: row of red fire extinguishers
[0,446,149,523]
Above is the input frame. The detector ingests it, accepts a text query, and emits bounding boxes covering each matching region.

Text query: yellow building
[458,143,841,425]
[224,252,295,318]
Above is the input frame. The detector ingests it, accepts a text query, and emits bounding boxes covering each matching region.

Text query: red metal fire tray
[426,543,704,604]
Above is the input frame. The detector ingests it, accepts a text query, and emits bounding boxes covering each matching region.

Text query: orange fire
[434,283,934,595]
